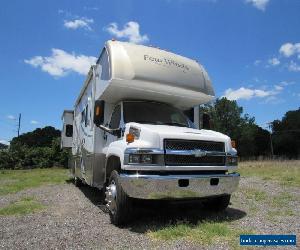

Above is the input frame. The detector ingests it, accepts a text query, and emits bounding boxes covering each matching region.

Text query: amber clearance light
[126,133,135,143]
[231,140,236,148]
[95,106,101,116]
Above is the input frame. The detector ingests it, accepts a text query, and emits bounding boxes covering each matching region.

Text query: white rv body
[61,110,73,148]
[62,40,239,224]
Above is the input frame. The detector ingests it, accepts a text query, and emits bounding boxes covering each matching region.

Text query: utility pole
[17,113,21,137]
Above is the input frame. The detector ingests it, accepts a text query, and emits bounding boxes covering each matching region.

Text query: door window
[109,105,121,129]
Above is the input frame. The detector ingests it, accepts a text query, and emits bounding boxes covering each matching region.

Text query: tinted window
[123,102,190,127]
[81,109,85,123]
[85,105,89,127]
[65,124,73,137]
[109,105,121,129]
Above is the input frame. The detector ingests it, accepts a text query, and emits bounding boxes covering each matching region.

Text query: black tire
[74,176,82,187]
[107,170,132,226]
[203,194,231,211]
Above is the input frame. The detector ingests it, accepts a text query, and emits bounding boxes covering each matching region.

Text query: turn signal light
[231,140,236,148]
[126,133,135,143]
[95,106,101,116]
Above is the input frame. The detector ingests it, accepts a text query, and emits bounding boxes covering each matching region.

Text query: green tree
[10,126,60,149]
[204,98,270,158]
[271,108,300,158]
[207,98,244,140]
[0,126,69,169]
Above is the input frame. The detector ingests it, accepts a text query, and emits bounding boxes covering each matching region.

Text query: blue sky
[1,0,300,144]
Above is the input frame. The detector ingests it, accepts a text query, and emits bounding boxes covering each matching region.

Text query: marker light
[231,140,236,148]
[126,133,135,143]
[95,106,101,116]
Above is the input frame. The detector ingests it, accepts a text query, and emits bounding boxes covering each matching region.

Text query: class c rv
[61,40,240,225]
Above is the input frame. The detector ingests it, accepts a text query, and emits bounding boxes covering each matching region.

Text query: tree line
[0,98,299,169]
[203,98,300,159]
[0,126,69,169]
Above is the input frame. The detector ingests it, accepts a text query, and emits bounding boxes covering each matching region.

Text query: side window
[81,109,85,123]
[85,104,89,127]
[109,105,121,129]
[65,124,73,137]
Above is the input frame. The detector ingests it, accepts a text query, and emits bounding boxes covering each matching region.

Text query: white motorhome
[61,40,239,225]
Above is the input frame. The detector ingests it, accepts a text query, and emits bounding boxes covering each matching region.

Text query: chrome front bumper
[119,172,240,200]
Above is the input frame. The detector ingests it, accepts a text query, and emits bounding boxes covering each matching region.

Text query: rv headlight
[128,154,153,164]
[129,154,140,164]
[140,154,152,164]
[124,148,165,166]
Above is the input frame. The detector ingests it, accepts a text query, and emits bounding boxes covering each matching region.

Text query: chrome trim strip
[123,164,238,171]
[165,149,227,157]
[123,148,237,167]
[120,172,240,179]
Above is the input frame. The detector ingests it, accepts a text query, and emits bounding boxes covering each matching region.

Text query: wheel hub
[105,180,117,214]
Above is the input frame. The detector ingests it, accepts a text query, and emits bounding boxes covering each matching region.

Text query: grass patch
[148,220,253,248]
[267,209,295,220]
[242,188,267,202]
[271,192,295,207]
[0,168,69,195]
[0,197,45,216]
[239,160,300,187]
[266,192,296,221]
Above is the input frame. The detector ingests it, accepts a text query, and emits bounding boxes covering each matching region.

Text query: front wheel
[74,176,82,187]
[105,170,132,226]
[203,194,231,212]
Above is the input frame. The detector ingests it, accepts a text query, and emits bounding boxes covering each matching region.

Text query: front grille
[165,139,225,152]
[165,155,225,166]
[164,139,225,166]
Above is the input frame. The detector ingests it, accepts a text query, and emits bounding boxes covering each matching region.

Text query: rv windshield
[123,101,191,127]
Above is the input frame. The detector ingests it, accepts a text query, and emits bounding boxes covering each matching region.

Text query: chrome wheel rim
[105,180,117,214]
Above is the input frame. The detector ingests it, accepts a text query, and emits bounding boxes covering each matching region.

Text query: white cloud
[254,60,261,66]
[263,95,284,104]
[7,115,16,120]
[288,61,300,72]
[106,21,149,44]
[246,0,270,11]
[223,85,282,101]
[64,18,94,31]
[25,49,97,77]
[279,42,300,57]
[280,81,295,86]
[0,140,9,145]
[84,6,99,11]
[268,57,280,66]
[274,85,283,91]
[30,120,39,125]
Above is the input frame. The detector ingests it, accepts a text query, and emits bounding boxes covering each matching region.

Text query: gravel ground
[0,176,299,250]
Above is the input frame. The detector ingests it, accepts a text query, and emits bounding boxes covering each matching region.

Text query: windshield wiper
[133,121,159,125]
[132,121,188,127]
[161,122,188,127]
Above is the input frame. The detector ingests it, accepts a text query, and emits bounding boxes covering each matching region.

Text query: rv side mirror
[94,100,105,126]
[202,113,211,130]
